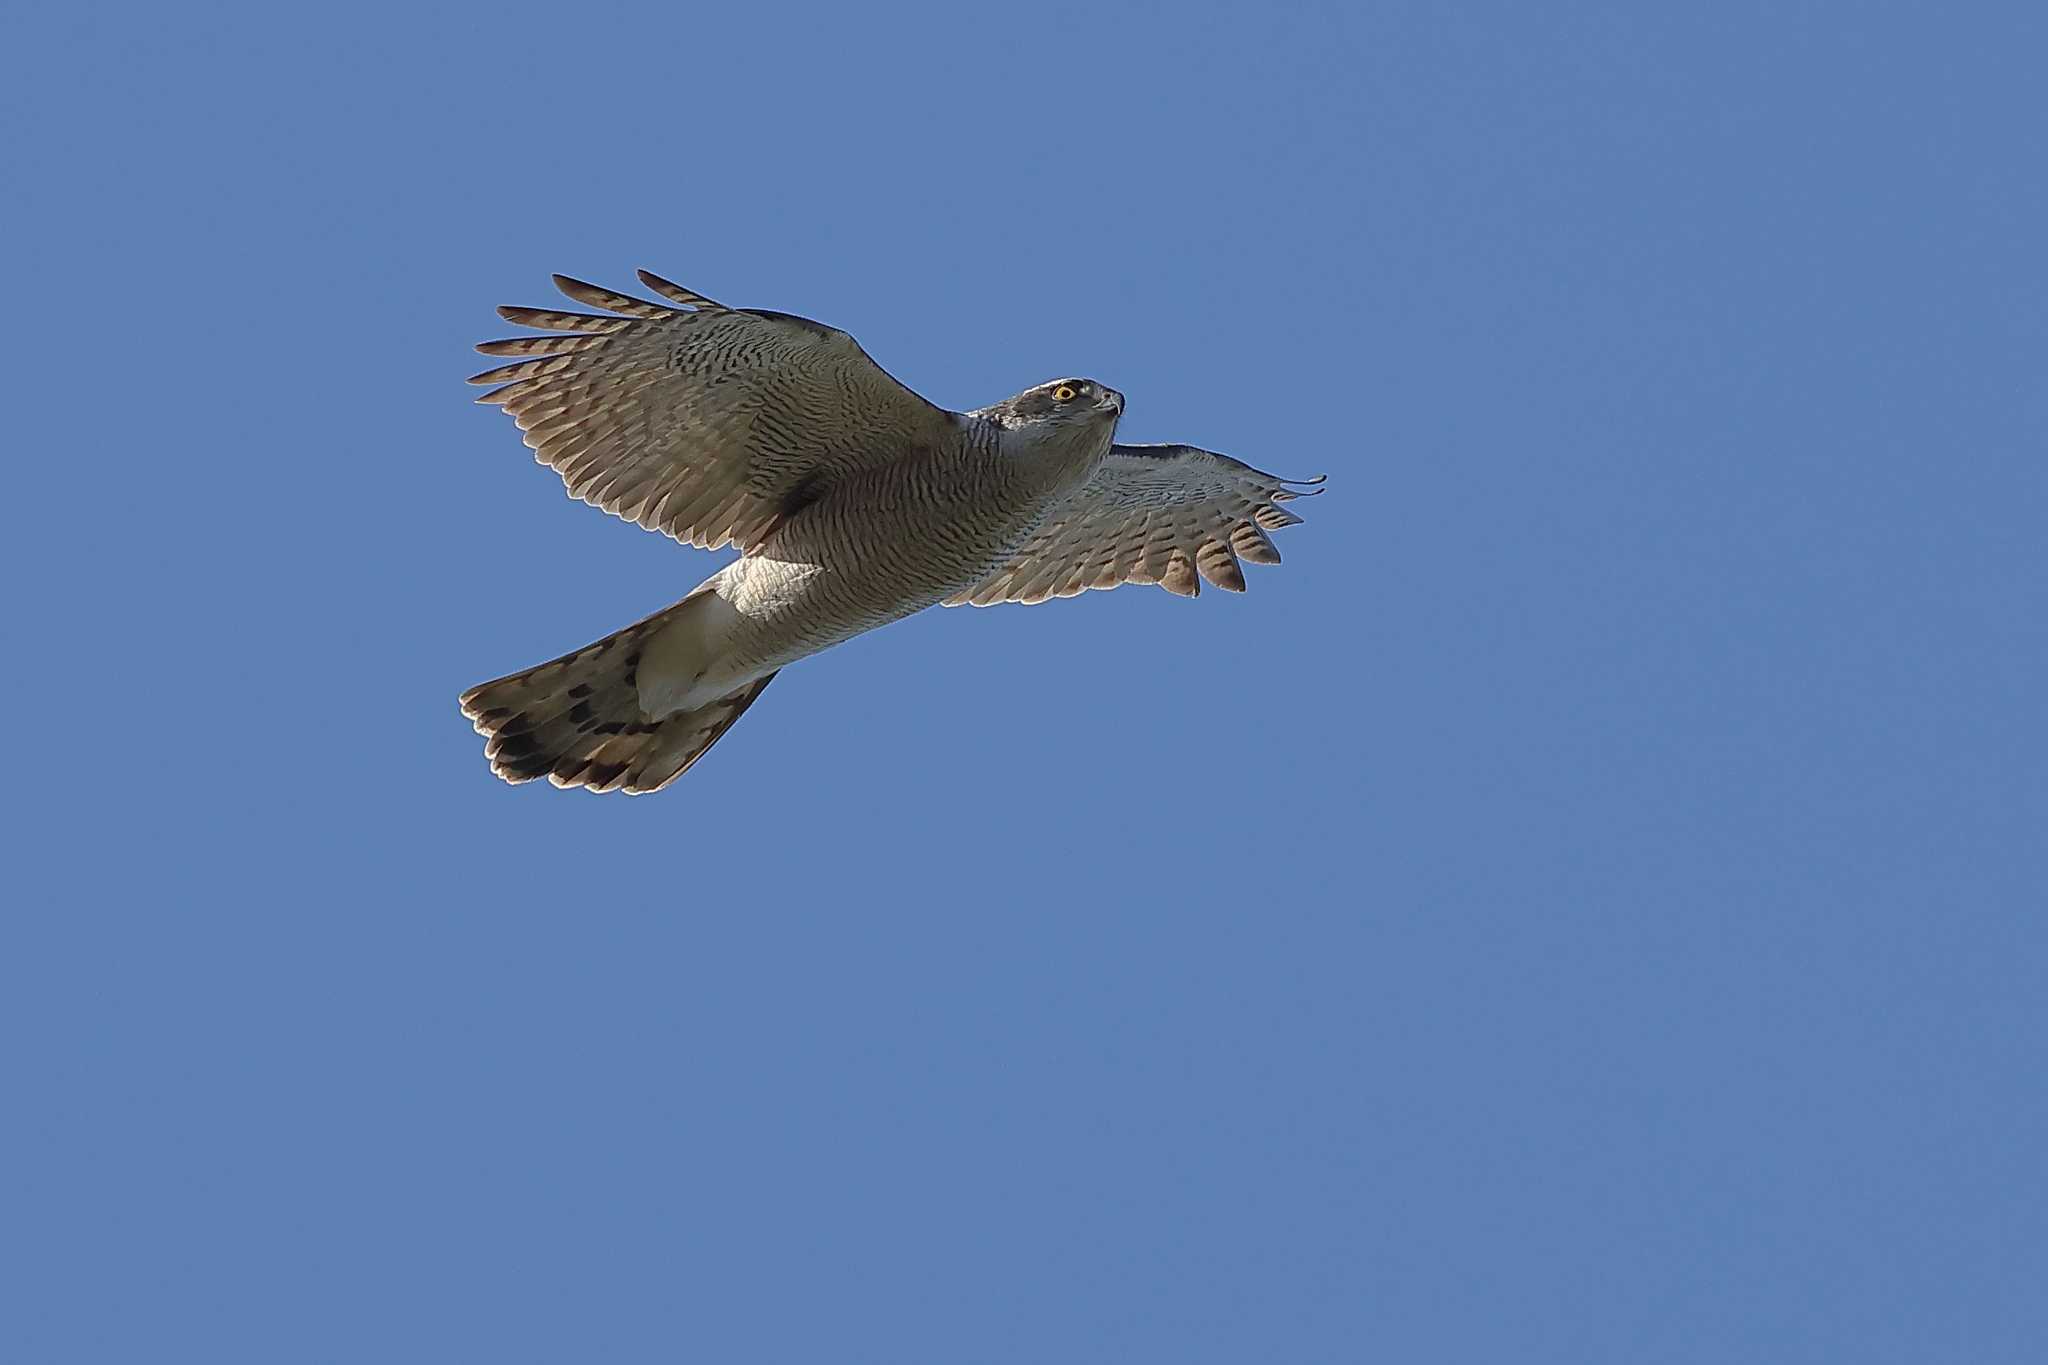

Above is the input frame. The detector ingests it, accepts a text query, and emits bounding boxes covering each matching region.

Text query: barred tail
[459,600,775,795]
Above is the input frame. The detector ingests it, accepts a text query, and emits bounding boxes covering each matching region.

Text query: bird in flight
[460,270,1324,794]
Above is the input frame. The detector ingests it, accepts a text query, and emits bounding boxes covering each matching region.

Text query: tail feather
[459,601,774,795]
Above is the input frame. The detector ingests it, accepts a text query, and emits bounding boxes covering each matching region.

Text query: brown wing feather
[945,444,1322,607]
[469,270,960,551]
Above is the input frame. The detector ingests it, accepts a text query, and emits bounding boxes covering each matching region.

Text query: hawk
[460,270,1324,794]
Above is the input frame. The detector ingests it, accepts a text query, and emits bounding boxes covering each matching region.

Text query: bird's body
[460,270,1322,793]
[643,437,1088,713]
[725,426,1083,661]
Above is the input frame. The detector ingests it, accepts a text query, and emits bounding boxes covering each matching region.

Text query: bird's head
[977,377,1124,438]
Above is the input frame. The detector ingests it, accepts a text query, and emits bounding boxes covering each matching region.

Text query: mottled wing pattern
[946,444,1323,606]
[470,270,960,551]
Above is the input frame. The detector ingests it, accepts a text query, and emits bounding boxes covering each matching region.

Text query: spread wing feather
[945,444,1322,606]
[469,270,960,551]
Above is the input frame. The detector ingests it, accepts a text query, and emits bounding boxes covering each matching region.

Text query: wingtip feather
[551,273,674,318]
[636,268,725,311]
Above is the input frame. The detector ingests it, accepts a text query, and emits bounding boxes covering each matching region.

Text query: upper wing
[469,270,960,551]
[945,443,1324,606]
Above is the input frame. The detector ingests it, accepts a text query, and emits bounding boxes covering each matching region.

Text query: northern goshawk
[460,270,1324,794]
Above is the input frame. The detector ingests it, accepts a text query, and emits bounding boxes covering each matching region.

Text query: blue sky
[6,2,2044,1360]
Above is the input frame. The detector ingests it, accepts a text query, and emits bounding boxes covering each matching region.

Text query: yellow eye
[1053,384,1078,402]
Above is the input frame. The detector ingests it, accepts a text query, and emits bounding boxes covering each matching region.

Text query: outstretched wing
[945,444,1324,606]
[470,270,960,551]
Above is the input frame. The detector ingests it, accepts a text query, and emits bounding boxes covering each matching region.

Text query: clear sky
[6,3,2044,1361]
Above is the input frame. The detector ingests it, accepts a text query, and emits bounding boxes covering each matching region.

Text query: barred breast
[707,445,1061,676]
